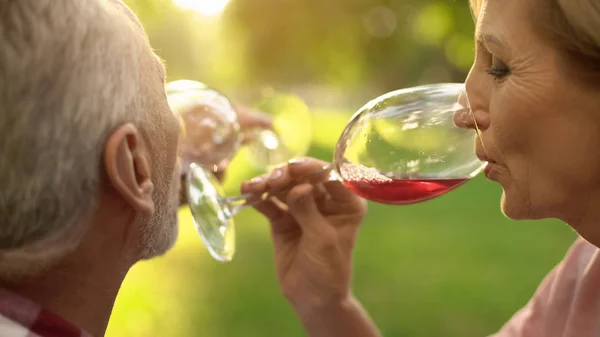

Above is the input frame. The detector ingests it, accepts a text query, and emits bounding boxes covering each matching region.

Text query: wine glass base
[187,163,236,262]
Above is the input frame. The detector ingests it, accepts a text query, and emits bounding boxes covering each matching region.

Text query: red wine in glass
[337,160,470,204]
[343,177,468,205]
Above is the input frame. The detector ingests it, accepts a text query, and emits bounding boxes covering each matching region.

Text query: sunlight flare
[173,0,230,16]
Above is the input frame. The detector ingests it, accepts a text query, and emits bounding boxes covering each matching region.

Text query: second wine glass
[167,80,310,261]
[166,80,240,262]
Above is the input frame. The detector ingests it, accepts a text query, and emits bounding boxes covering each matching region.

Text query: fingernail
[269,168,283,180]
[288,158,306,165]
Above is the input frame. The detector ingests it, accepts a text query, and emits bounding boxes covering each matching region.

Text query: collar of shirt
[0,288,92,337]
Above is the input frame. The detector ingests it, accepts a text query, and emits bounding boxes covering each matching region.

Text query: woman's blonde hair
[470,0,600,82]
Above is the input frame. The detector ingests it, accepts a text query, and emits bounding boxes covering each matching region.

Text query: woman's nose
[454,108,490,130]
[454,86,490,131]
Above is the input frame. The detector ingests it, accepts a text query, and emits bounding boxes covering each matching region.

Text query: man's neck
[3,250,133,337]
[1,213,140,337]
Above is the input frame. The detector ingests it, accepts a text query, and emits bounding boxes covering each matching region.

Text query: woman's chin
[499,189,534,221]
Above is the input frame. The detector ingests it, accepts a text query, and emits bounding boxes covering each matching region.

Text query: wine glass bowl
[333,83,485,204]
[166,80,240,169]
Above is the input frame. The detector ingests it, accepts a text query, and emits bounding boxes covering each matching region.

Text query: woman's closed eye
[487,55,511,80]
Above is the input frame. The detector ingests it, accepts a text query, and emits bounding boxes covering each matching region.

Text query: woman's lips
[477,154,499,179]
[483,162,495,178]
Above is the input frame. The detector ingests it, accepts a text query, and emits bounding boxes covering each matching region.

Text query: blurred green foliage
[106,1,578,336]
[125,0,475,97]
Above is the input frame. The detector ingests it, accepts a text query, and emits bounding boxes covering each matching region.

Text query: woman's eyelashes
[487,55,511,80]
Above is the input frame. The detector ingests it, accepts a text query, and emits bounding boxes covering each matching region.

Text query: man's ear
[104,123,155,217]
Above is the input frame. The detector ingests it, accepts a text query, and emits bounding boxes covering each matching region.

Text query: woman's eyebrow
[477,33,507,50]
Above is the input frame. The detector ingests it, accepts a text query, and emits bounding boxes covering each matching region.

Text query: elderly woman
[242,0,600,336]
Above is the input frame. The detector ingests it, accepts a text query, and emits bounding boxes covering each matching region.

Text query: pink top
[492,236,600,337]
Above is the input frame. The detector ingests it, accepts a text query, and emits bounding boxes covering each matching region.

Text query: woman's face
[463,0,600,226]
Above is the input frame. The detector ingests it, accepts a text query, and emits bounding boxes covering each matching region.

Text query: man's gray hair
[0,0,149,278]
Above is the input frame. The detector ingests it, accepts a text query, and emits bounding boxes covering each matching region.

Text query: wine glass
[168,80,306,170]
[186,82,486,262]
[166,80,240,262]
[166,80,309,261]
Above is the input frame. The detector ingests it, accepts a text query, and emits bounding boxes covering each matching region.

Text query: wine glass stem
[220,163,340,218]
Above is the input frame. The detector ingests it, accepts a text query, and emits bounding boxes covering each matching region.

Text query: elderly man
[0,1,270,336]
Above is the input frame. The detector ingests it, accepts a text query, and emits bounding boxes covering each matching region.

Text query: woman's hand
[241,157,367,313]
[242,158,381,337]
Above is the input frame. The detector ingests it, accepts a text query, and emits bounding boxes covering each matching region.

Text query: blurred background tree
[125,0,475,106]
[106,1,577,336]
